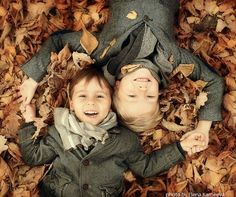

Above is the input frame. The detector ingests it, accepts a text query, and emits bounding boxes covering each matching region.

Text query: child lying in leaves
[19,67,207,197]
[19,0,224,147]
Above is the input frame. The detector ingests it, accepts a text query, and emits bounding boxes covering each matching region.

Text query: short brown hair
[69,67,112,99]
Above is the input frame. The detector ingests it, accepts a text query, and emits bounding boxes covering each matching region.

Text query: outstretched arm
[22,30,83,82]
[177,48,224,144]
[19,104,57,165]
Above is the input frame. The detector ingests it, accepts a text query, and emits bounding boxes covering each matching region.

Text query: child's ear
[69,100,74,111]
[114,81,120,91]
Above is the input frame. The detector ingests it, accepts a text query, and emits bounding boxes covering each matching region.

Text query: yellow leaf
[205,1,219,15]
[126,10,138,20]
[100,38,116,59]
[0,6,7,16]
[185,163,193,179]
[80,24,99,55]
[0,135,8,154]
[216,19,227,32]
[123,170,136,182]
[0,110,3,119]
[205,156,222,172]
[193,165,202,184]
[153,129,163,140]
[196,92,208,109]
[0,22,11,43]
[187,16,200,24]
[195,80,208,90]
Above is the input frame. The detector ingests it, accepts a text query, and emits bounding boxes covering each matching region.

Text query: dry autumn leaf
[126,10,138,20]
[80,23,99,55]
[0,135,8,154]
[72,52,95,69]
[161,119,188,132]
[196,91,208,109]
[171,64,195,78]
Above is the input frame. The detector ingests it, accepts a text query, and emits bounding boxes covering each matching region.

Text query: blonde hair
[112,93,163,132]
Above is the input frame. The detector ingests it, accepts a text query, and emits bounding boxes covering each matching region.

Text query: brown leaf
[174,180,188,192]
[80,23,98,55]
[161,119,188,132]
[8,142,22,161]
[224,91,236,114]
[171,64,195,78]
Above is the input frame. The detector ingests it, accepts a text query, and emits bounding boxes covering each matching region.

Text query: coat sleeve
[126,138,185,178]
[21,30,83,82]
[177,48,224,121]
[18,122,58,166]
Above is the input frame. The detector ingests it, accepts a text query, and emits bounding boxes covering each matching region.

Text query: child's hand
[20,104,36,123]
[180,132,207,156]
[20,78,38,106]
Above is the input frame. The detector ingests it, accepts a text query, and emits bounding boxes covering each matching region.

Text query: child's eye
[97,95,104,98]
[147,95,155,98]
[128,95,136,98]
[78,95,86,98]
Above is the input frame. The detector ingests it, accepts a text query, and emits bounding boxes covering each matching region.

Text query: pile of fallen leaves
[0,0,235,196]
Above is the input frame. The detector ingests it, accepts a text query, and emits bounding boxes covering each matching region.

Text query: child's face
[70,77,111,125]
[115,68,159,117]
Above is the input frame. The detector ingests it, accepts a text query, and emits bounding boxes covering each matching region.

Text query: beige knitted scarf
[54,108,117,150]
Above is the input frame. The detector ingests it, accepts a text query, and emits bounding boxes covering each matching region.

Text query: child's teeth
[84,111,98,115]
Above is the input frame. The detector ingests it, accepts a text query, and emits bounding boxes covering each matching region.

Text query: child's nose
[134,81,148,90]
[86,100,95,105]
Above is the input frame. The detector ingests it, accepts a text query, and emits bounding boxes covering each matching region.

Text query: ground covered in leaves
[0,0,235,196]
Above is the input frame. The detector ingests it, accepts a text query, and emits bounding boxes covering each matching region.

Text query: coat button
[82,159,90,166]
[82,184,89,190]
[143,15,152,22]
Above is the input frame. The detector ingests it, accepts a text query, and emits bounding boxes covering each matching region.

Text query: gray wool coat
[19,122,185,197]
[21,0,224,120]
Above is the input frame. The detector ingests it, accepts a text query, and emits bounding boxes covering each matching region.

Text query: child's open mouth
[134,78,151,82]
[84,111,98,117]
